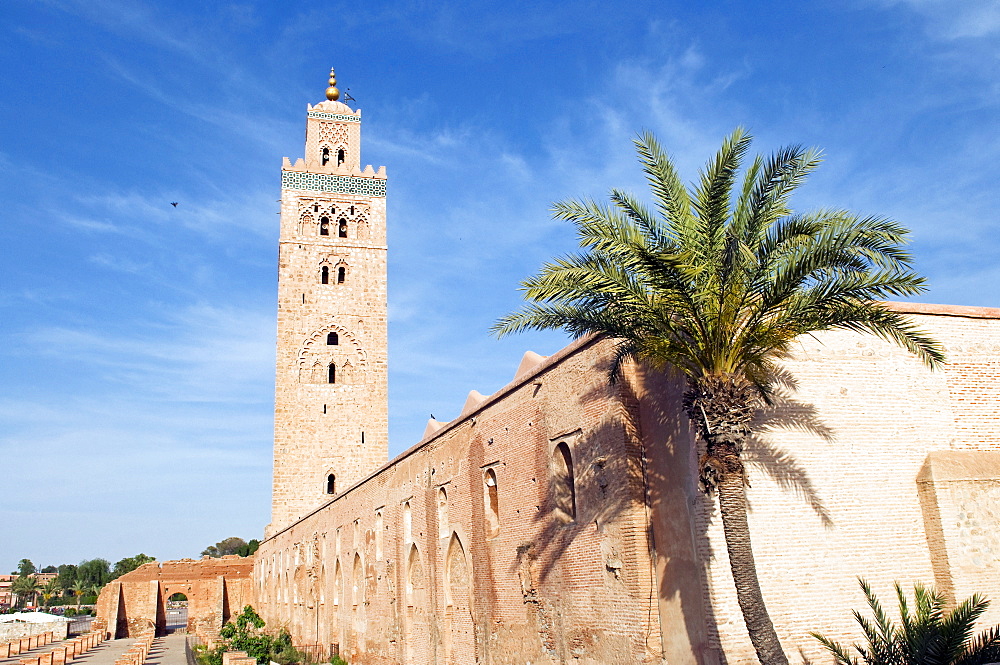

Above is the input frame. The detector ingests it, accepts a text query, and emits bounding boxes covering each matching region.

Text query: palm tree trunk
[718,471,788,665]
[685,375,788,665]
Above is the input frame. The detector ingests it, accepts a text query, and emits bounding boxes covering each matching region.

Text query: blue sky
[1,0,997,573]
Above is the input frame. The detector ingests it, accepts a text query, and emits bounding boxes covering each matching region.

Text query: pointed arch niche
[444,533,473,662]
[404,544,430,665]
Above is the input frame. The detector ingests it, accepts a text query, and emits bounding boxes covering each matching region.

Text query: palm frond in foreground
[813,579,1000,665]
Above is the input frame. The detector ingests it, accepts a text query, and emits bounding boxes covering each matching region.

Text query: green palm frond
[954,626,1000,665]
[495,127,944,388]
[633,131,694,244]
[815,580,1000,665]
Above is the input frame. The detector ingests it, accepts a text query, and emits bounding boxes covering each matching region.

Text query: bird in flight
[170,202,179,207]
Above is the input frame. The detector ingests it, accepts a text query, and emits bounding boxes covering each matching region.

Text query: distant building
[0,573,57,609]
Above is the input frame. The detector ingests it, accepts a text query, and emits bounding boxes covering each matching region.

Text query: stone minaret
[268,69,389,536]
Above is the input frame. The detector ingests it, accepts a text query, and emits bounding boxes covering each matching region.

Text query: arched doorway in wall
[444,533,474,664]
[160,588,191,635]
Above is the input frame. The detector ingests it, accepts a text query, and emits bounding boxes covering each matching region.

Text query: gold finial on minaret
[325,68,340,101]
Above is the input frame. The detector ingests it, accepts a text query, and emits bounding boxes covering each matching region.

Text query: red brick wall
[253,303,1000,665]
[256,337,661,664]
[95,557,253,639]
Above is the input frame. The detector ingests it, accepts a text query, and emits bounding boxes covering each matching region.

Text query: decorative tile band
[282,171,386,197]
[307,111,361,123]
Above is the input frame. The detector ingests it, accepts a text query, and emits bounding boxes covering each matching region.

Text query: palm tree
[813,579,1000,665]
[41,579,61,608]
[11,576,41,609]
[88,584,102,609]
[71,580,86,611]
[493,128,944,665]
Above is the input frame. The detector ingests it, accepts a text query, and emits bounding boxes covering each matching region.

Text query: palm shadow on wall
[517,356,835,664]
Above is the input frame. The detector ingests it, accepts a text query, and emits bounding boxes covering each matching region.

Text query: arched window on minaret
[337,266,346,284]
[328,363,336,384]
[320,216,330,236]
[321,147,331,166]
[326,332,339,345]
[337,148,345,166]
[326,473,336,495]
[338,219,348,238]
[321,266,329,284]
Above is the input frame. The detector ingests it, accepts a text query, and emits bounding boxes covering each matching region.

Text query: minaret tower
[268,69,389,535]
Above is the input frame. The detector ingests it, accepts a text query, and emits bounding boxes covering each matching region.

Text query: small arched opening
[337,148,345,166]
[553,441,576,520]
[337,266,346,284]
[403,501,412,543]
[326,473,336,495]
[338,219,348,238]
[438,487,449,538]
[319,216,330,236]
[328,363,336,384]
[326,332,339,345]
[484,468,499,538]
[321,266,329,284]
[321,147,330,166]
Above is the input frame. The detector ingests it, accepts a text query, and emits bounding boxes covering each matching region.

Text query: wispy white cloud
[877,0,1000,39]
[23,303,274,403]
[88,253,147,273]
[59,187,276,242]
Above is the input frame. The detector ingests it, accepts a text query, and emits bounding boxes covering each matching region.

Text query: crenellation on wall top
[281,160,386,179]
[423,418,448,440]
[460,390,487,416]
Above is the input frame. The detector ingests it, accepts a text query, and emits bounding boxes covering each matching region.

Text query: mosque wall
[255,336,663,665]
[652,304,1000,665]
[254,303,1000,665]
